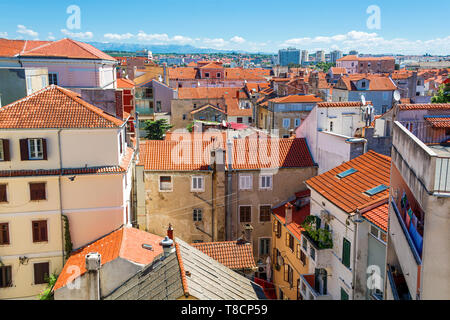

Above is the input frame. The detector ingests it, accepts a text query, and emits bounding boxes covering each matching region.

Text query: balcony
[135,107,154,116]
[301,232,333,269]
[389,199,421,298]
[299,274,332,300]
[386,264,412,300]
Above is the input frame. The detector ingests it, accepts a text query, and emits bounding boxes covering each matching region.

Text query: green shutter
[341,287,349,300]
[342,238,351,268]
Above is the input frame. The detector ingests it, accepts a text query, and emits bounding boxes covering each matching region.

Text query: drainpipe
[57,129,65,265]
[211,165,215,242]
[350,209,364,299]
[226,140,233,240]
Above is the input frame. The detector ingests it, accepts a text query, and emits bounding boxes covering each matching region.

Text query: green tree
[431,81,450,103]
[143,119,173,140]
[315,62,335,73]
[38,273,58,300]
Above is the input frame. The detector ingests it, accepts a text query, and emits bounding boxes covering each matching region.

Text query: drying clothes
[409,223,423,257]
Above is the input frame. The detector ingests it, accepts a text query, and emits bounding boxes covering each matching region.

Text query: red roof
[177,87,242,100]
[269,95,322,103]
[424,116,450,128]
[399,103,450,111]
[53,227,164,291]
[138,137,315,171]
[361,198,389,232]
[338,74,397,91]
[117,78,135,88]
[306,151,391,213]
[272,190,311,240]
[191,241,257,270]
[0,38,115,61]
[317,101,371,108]
[0,85,124,129]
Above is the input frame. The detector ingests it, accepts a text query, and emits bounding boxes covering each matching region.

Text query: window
[273,220,281,238]
[34,262,49,285]
[48,73,58,85]
[248,117,252,123]
[182,114,187,120]
[29,183,46,201]
[340,287,349,300]
[239,175,252,190]
[237,117,243,123]
[329,121,334,132]
[28,138,44,160]
[0,184,7,202]
[159,176,173,192]
[193,209,203,222]
[41,75,47,88]
[300,250,306,266]
[337,168,357,179]
[204,72,210,78]
[240,206,251,223]
[156,101,161,112]
[310,246,316,261]
[342,238,351,268]
[26,75,33,93]
[365,184,388,196]
[294,118,301,127]
[191,176,204,192]
[0,266,12,288]
[259,238,270,256]
[260,175,272,189]
[302,237,307,250]
[370,225,387,243]
[216,72,221,78]
[32,220,48,242]
[259,205,271,222]
[0,223,10,245]
[284,264,293,287]
[282,118,290,128]
[0,140,3,161]
[287,233,294,251]
[361,81,366,88]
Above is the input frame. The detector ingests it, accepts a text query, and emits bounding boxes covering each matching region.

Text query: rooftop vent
[142,244,153,251]
[364,184,388,196]
[337,168,358,178]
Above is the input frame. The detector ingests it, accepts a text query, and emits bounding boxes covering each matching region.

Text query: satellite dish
[393,90,401,102]
[361,95,366,106]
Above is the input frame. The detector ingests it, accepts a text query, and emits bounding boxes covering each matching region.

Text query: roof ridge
[20,39,57,55]
[0,85,55,111]
[175,243,189,297]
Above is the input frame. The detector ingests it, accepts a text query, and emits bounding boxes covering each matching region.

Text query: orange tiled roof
[53,227,164,291]
[339,74,397,91]
[225,98,252,117]
[138,137,315,171]
[0,38,115,61]
[117,78,135,88]
[190,104,225,115]
[169,67,198,79]
[0,85,125,129]
[330,67,347,74]
[424,115,450,128]
[337,55,394,62]
[191,241,257,270]
[399,103,450,110]
[306,151,391,213]
[177,87,241,100]
[200,62,223,69]
[272,190,311,240]
[317,101,371,108]
[225,68,269,80]
[361,197,389,232]
[269,94,322,103]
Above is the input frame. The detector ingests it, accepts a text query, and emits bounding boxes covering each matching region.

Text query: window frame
[193,208,203,222]
[48,73,58,86]
[191,175,205,193]
[0,223,10,245]
[0,265,12,288]
[28,138,44,160]
[29,182,46,201]
[33,262,50,285]
[239,205,252,223]
[282,118,291,128]
[259,205,271,222]
[259,174,273,190]
[0,140,4,161]
[32,220,48,243]
[259,237,271,256]
[158,175,173,192]
[239,175,253,190]
[0,184,7,203]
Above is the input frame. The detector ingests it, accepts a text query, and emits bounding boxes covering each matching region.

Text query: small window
[365,185,388,196]
[310,246,316,261]
[259,205,271,222]
[302,237,307,250]
[204,72,210,78]
[216,72,221,78]
[28,138,44,160]
[41,75,47,88]
[182,114,187,120]
[191,176,204,192]
[361,81,366,88]
[300,250,306,265]
[259,238,270,256]
[193,209,203,222]
[34,262,49,285]
[0,140,4,161]
[239,175,252,190]
[342,238,351,268]
[237,117,243,123]
[159,176,173,192]
[240,206,251,223]
[282,118,290,128]
[329,121,334,132]
[260,175,272,189]
[337,168,357,179]
[26,75,33,93]
[0,266,12,288]
[32,220,48,242]
[294,118,301,127]
[29,183,46,201]
[0,223,10,245]
[48,73,58,85]
[0,184,7,202]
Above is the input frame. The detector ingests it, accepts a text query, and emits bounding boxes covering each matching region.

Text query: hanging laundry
[409,223,423,257]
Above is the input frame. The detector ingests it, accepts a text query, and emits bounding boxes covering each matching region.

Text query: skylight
[337,168,358,178]
[364,185,388,196]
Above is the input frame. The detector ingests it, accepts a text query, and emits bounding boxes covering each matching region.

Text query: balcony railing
[135,107,154,115]
[299,274,332,300]
[386,265,412,300]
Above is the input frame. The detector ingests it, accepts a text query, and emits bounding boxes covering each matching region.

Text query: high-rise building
[316,50,325,63]
[330,50,343,63]
[278,48,301,66]
[301,50,309,65]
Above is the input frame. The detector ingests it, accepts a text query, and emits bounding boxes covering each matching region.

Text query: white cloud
[230,36,246,44]
[202,38,227,48]
[47,32,56,41]
[17,25,38,38]
[104,33,134,41]
[61,29,94,40]
[0,32,7,38]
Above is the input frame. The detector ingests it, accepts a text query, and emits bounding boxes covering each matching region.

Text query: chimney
[285,203,293,225]
[85,252,101,300]
[167,223,174,240]
[115,90,124,121]
[160,236,175,257]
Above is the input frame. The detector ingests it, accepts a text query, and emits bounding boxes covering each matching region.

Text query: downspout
[352,218,358,299]
[57,129,65,265]
[226,140,233,240]
[211,169,215,242]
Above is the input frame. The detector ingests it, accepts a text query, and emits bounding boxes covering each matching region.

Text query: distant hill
[87,42,241,54]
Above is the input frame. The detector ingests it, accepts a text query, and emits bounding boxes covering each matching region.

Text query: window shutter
[42,139,47,160]
[2,140,10,161]
[32,222,39,242]
[20,139,29,160]
[342,238,351,268]
[40,221,48,242]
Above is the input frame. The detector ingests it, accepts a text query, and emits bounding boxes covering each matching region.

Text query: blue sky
[0,0,449,54]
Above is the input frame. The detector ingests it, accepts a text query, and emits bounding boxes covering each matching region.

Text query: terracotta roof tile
[424,115,450,128]
[306,151,391,213]
[0,85,124,129]
[53,227,164,291]
[317,101,371,108]
[361,199,389,232]
[399,103,450,111]
[191,241,257,270]
[269,94,322,103]
[117,78,135,88]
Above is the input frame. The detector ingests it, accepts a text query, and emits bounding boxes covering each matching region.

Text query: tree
[431,81,450,103]
[38,273,58,300]
[315,62,335,73]
[143,119,173,140]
